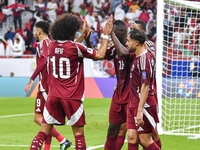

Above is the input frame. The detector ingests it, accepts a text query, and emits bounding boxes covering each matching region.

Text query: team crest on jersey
[142,71,146,79]
[149,46,155,51]
[40,49,43,55]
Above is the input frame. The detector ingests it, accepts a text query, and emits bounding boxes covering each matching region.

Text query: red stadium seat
[0,12,4,22]
[167,46,173,57]
[24,51,32,54]
[85,7,93,14]
[25,23,31,31]
[0,56,7,58]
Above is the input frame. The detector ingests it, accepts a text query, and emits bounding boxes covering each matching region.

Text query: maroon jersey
[48,41,96,100]
[145,40,157,102]
[145,40,156,54]
[129,50,157,108]
[36,38,51,92]
[104,45,132,104]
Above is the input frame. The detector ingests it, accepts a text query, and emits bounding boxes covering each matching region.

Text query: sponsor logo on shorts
[138,127,144,131]
[36,108,41,112]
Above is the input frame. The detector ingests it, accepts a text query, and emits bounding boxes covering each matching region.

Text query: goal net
[157,0,200,135]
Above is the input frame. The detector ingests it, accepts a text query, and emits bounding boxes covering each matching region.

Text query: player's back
[48,40,96,100]
[105,45,132,104]
[36,38,51,92]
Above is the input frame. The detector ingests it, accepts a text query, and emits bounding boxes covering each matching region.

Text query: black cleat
[60,139,72,150]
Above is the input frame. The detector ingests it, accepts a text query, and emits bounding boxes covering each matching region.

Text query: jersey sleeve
[139,54,152,86]
[104,45,115,60]
[75,43,96,59]
[145,41,156,54]
[41,41,48,59]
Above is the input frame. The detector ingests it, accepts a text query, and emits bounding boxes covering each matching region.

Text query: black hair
[129,28,146,44]
[34,21,50,35]
[91,26,95,31]
[135,20,146,31]
[50,14,82,40]
[113,20,127,29]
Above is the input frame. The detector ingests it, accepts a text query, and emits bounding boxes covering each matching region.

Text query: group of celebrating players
[25,13,161,150]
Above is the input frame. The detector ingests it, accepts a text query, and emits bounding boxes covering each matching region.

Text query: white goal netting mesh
[160,0,200,135]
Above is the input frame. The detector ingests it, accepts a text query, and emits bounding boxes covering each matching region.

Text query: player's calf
[30,131,47,150]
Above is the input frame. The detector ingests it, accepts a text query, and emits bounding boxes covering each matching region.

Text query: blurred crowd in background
[0,0,158,57]
[0,0,199,58]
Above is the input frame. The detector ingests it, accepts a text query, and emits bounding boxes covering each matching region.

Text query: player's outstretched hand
[103,15,113,36]
[136,111,144,126]
[25,79,33,93]
[82,18,88,37]
[82,18,92,40]
[130,21,139,31]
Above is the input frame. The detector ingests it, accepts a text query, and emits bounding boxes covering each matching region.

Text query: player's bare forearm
[75,34,85,43]
[25,79,33,92]
[111,31,130,58]
[136,83,149,126]
[94,39,108,60]
[85,38,93,49]
[138,83,149,112]
[94,15,113,60]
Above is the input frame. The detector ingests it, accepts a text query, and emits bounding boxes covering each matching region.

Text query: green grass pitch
[0,97,200,150]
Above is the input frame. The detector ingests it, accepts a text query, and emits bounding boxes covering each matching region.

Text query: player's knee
[152,132,159,141]
[152,130,160,141]
[34,114,42,125]
[127,131,138,143]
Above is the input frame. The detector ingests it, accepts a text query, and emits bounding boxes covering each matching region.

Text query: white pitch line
[87,144,105,150]
[0,113,34,118]
[168,125,200,133]
[0,140,128,149]
[0,113,106,119]
[87,140,127,150]
[0,144,75,148]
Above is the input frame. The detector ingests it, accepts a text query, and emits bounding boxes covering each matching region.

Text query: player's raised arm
[76,18,89,43]
[111,31,130,58]
[93,15,113,60]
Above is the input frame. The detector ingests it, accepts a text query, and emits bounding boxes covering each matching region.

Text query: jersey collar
[138,49,147,57]
[39,38,49,49]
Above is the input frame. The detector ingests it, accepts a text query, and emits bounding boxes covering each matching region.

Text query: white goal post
[157,0,200,135]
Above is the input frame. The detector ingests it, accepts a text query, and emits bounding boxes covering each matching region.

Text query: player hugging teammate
[26,13,161,150]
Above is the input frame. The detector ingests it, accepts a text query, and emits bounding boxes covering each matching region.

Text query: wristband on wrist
[103,35,109,40]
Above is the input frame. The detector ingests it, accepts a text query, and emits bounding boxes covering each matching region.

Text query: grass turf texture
[0,97,200,150]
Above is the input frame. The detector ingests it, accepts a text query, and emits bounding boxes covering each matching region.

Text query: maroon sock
[128,143,138,150]
[104,136,117,150]
[44,135,52,150]
[115,136,125,150]
[155,138,161,149]
[75,135,86,150]
[30,131,47,150]
[49,127,65,143]
[146,142,160,150]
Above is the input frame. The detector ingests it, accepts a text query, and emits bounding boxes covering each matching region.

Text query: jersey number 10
[50,56,71,79]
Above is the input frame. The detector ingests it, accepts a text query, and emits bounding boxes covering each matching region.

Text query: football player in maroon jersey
[29,14,113,150]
